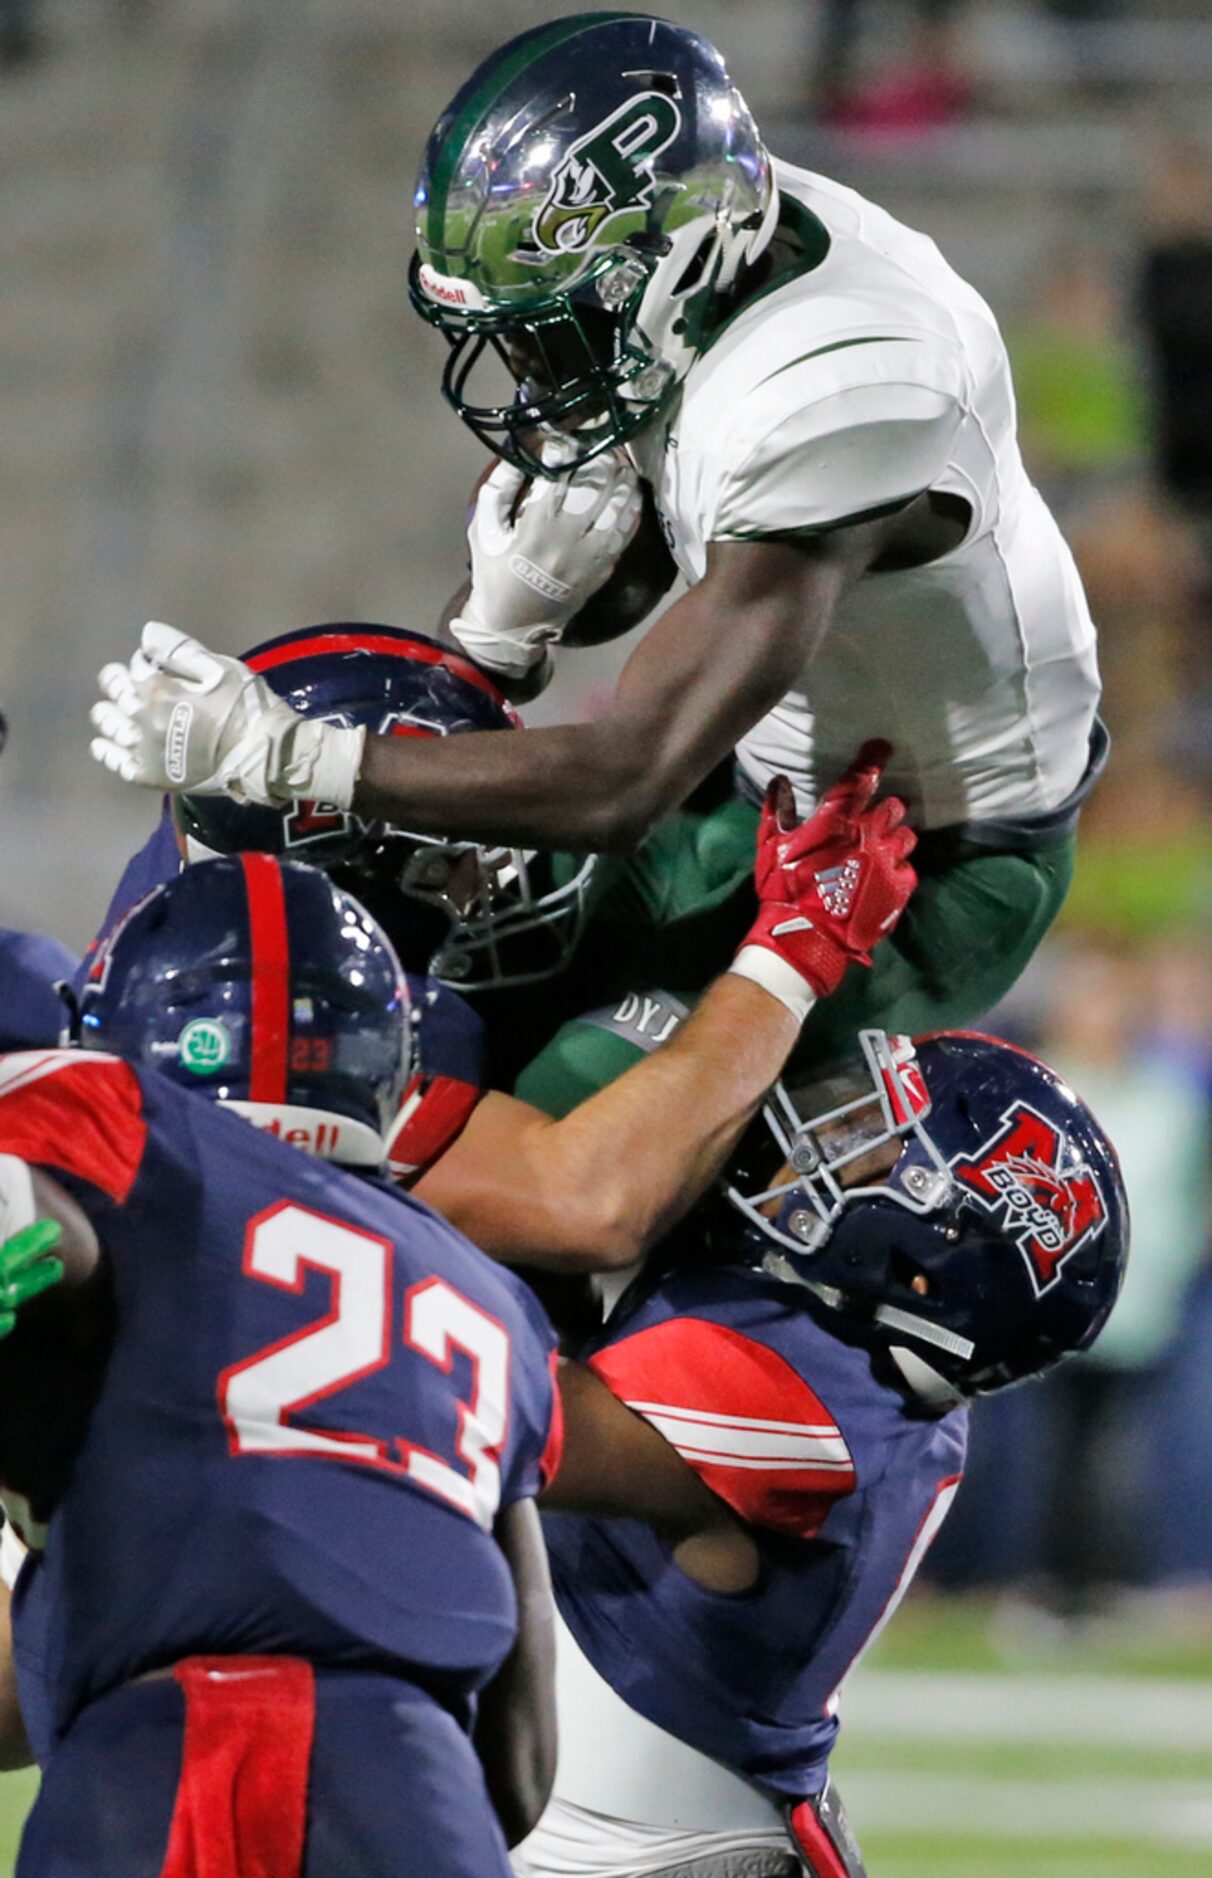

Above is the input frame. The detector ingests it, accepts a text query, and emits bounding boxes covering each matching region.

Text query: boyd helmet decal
[950,1103,1107,1294]
[534,92,682,256]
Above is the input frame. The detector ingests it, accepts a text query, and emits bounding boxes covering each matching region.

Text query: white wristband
[0,1155,36,1244]
[448,611,555,683]
[290,722,366,812]
[728,946,818,1027]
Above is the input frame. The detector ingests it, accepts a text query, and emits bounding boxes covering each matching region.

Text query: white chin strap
[222,1102,385,1167]
[888,1346,967,1410]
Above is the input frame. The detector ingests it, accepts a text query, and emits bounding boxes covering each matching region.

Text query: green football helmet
[410,13,777,476]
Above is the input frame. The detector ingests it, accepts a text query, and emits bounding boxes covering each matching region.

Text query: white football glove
[450,448,642,685]
[89,622,365,808]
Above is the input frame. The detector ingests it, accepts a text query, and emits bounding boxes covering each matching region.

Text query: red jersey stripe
[0,1051,147,1203]
[590,1317,856,1539]
[240,855,290,1106]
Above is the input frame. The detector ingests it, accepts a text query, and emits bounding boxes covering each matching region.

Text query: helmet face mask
[727,1032,949,1258]
[410,15,776,476]
[413,249,680,476]
[724,1030,1130,1402]
[333,831,596,991]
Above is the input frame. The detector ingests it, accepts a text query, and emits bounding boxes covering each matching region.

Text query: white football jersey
[631,160,1101,830]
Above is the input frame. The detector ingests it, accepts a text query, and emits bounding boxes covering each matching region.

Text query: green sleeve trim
[755,334,915,390]
[714,495,917,542]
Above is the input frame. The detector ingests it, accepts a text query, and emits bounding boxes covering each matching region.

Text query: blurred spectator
[1006,246,1147,519]
[0,0,37,68]
[1137,141,1212,527]
[928,938,1212,1609]
[1032,940,1211,1606]
[814,0,974,139]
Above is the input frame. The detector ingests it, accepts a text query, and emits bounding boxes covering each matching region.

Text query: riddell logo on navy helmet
[950,1104,1107,1294]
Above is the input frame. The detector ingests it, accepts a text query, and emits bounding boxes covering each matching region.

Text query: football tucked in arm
[561,479,679,646]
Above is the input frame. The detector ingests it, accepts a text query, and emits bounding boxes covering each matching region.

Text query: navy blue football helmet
[724,1030,1129,1402]
[172,623,596,991]
[77,855,410,1168]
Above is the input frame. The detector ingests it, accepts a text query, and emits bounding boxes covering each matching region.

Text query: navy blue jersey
[546,1266,966,1801]
[0,930,77,1050]
[0,1050,559,1751]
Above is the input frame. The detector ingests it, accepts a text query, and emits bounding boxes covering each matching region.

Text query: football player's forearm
[355,713,667,853]
[0,1586,30,1771]
[474,1500,557,1845]
[546,974,798,1259]
[416,978,796,1270]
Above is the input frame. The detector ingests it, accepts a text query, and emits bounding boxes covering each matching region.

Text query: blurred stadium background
[1,1,1211,1871]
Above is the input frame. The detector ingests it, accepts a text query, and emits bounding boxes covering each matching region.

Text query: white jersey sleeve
[671,287,969,546]
[713,369,962,541]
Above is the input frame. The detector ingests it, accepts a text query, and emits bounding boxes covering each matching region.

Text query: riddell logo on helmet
[257,1115,345,1157]
[417,264,488,311]
[534,93,682,255]
[950,1104,1107,1294]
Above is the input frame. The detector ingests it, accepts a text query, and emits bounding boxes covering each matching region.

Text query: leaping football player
[91,13,1106,1115]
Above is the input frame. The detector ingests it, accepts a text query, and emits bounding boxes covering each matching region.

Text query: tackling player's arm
[473,1497,558,1847]
[415,974,794,1269]
[0,1583,29,1771]
[414,748,916,1269]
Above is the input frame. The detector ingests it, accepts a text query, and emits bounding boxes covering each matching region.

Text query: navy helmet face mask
[409,14,777,477]
[76,855,411,1168]
[724,1030,1129,1403]
[171,625,596,993]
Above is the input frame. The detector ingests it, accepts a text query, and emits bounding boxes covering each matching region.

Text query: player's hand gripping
[0,1222,65,1339]
[449,449,642,686]
[730,742,917,1021]
[90,622,365,808]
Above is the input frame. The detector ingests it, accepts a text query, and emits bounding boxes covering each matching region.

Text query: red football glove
[731,742,917,1016]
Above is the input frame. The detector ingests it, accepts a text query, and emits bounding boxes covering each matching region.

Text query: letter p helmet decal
[534,93,681,255]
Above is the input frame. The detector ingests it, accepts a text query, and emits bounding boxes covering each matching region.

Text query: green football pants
[518,797,1076,1118]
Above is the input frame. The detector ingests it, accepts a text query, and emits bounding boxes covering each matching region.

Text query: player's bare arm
[414,748,917,1268]
[544,1362,758,1594]
[0,1585,29,1772]
[357,520,899,853]
[91,509,904,856]
[414,974,796,1268]
[473,1498,557,1847]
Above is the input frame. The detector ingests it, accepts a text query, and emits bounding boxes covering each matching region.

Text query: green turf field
[0,1595,1208,1873]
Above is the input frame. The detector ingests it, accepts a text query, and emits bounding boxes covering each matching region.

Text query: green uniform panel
[518,797,1075,1118]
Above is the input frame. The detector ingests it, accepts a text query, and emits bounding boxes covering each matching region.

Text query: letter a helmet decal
[950,1103,1108,1295]
[534,92,682,255]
